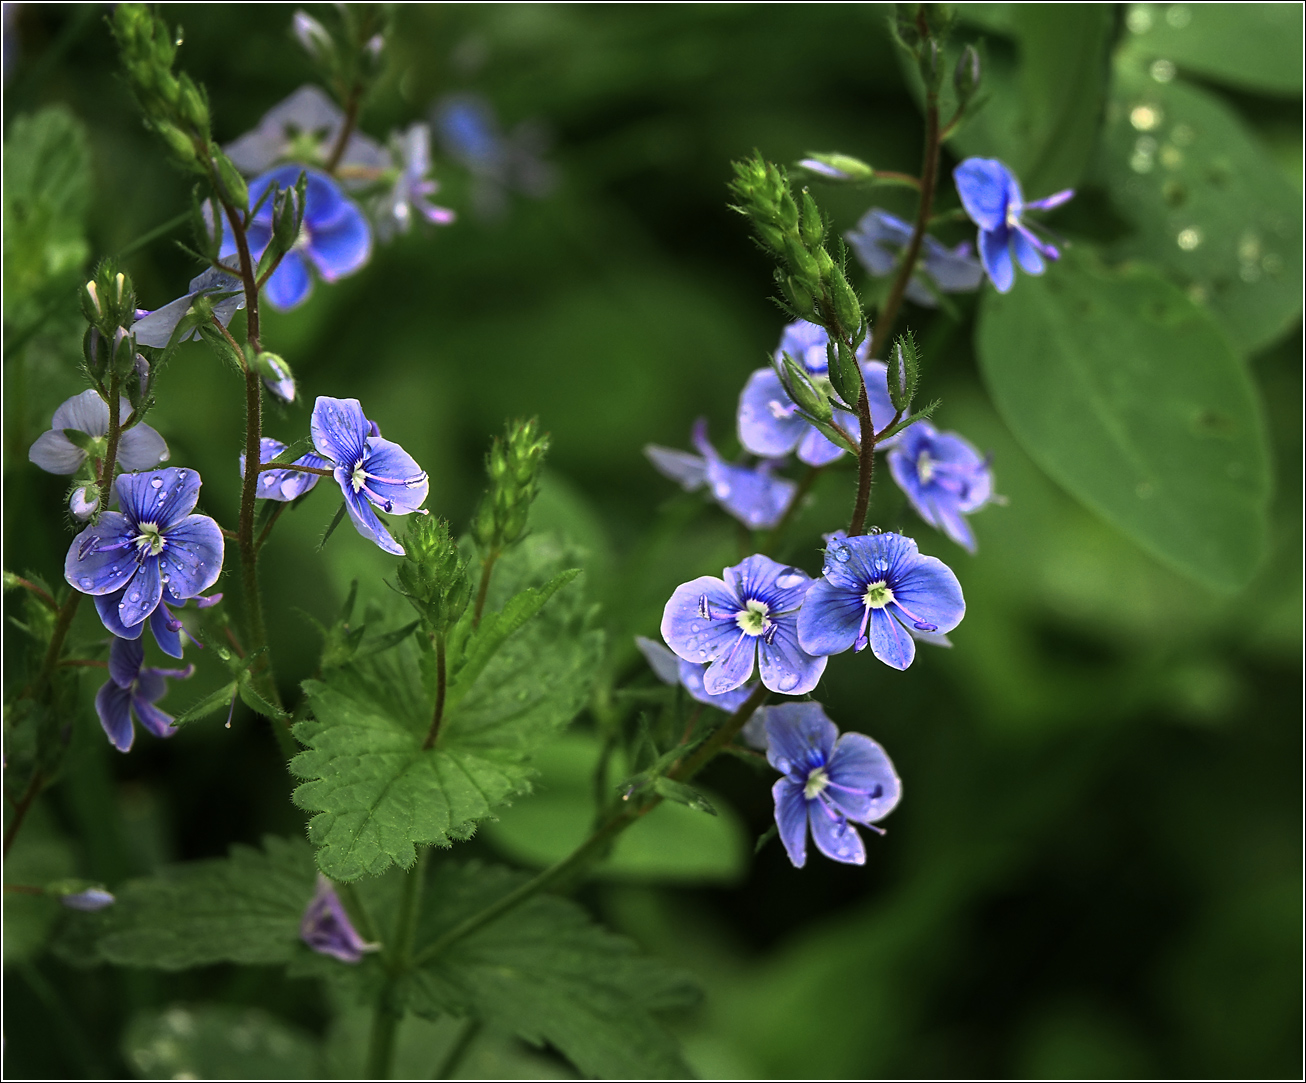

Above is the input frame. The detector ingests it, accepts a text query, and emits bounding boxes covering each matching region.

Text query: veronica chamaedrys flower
[301,874,378,963]
[737,321,905,468]
[94,584,221,659]
[375,123,455,242]
[94,635,193,753]
[131,265,245,348]
[661,554,826,696]
[311,396,429,556]
[635,635,757,713]
[28,390,168,476]
[845,207,983,307]
[240,436,331,503]
[766,702,901,868]
[217,165,372,312]
[887,421,994,553]
[798,531,964,671]
[60,887,116,911]
[225,84,387,178]
[645,418,796,530]
[432,93,555,218]
[953,158,1074,294]
[66,467,224,633]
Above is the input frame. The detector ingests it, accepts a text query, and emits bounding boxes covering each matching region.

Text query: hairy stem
[848,384,877,537]
[472,548,499,628]
[3,771,44,859]
[367,847,429,1080]
[421,634,447,751]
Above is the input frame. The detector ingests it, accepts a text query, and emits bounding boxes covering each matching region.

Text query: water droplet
[1126,7,1152,33]
[1149,58,1175,83]
[690,622,701,632]
[777,673,798,692]
[775,571,806,589]
[80,577,93,588]
[712,482,731,499]
[697,650,708,660]
[129,592,140,602]
[776,757,792,775]
[160,574,170,583]
[1166,4,1191,29]
[150,477,163,488]
[831,545,851,563]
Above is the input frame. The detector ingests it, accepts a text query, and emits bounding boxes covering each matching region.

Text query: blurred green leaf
[1099,61,1303,352]
[1119,2,1303,96]
[977,247,1272,590]
[409,862,699,1079]
[292,536,603,881]
[123,1004,323,1080]
[483,733,749,884]
[2,804,76,966]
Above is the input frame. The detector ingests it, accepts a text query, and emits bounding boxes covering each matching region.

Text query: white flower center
[863,581,894,609]
[916,450,935,484]
[134,521,165,557]
[736,599,771,636]
[804,766,830,800]
[350,461,368,493]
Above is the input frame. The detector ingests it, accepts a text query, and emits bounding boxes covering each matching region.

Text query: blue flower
[301,874,378,963]
[845,208,983,307]
[375,123,456,241]
[218,165,372,311]
[225,85,388,178]
[737,321,906,467]
[661,554,826,696]
[798,531,964,670]
[766,702,901,868]
[634,635,758,713]
[311,396,429,556]
[94,635,193,753]
[953,158,1074,293]
[645,418,796,530]
[887,421,994,553]
[132,264,245,348]
[28,390,168,476]
[65,467,224,634]
[60,887,116,911]
[93,586,221,660]
[241,436,331,503]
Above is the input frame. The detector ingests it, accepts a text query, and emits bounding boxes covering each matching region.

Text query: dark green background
[3,4,1300,1078]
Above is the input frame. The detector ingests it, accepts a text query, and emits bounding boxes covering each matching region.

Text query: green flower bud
[397,517,472,634]
[785,237,821,290]
[272,182,303,252]
[153,120,198,167]
[799,189,825,249]
[830,264,862,338]
[214,152,248,210]
[780,352,833,424]
[828,338,863,408]
[954,44,981,103]
[797,153,876,183]
[176,73,209,134]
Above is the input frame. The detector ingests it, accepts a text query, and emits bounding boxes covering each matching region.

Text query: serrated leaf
[408,862,699,1079]
[171,681,238,728]
[977,247,1273,589]
[123,1005,323,1080]
[291,536,604,881]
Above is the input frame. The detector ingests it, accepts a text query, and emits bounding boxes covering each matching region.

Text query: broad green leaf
[2,106,91,320]
[408,862,699,1079]
[123,1005,323,1080]
[483,733,749,884]
[977,248,1272,590]
[292,536,604,881]
[59,836,316,969]
[1099,61,1303,352]
[1120,2,1303,96]
[2,804,75,966]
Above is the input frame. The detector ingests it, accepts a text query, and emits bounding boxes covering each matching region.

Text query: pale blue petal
[796,576,862,657]
[159,514,224,599]
[360,437,428,514]
[701,632,757,695]
[660,575,746,664]
[28,430,85,474]
[117,556,163,628]
[824,732,902,824]
[764,702,837,776]
[808,800,867,864]
[65,515,137,596]
[311,396,369,467]
[867,607,915,670]
[116,424,169,471]
[95,681,135,752]
[342,483,404,555]
[954,158,1015,232]
[738,368,806,458]
[634,636,681,685]
[772,778,809,868]
[757,621,826,695]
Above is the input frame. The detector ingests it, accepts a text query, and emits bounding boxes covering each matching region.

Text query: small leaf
[172,681,238,728]
[317,502,347,553]
[237,675,289,721]
[652,777,717,815]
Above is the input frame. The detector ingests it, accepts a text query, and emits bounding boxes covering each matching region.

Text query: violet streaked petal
[660,575,746,665]
[772,778,810,868]
[132,693,177,740]
[867,607,915,670]
[108,635,144,689]
[117,555,163,629]
[889,554,965,634]
[116,468,201,531]
[808,800,867,865]
[360,437,428,514]
[66,514,137,596]
[756,622,826,696]
[157,514,224,600]
[701,631,757,695]
[763,702,838,776]
[794,424,847,467]
[312,396,370,467]
[95,681,135,752]
[28,430,85,474]
[795,576,863,657]
[677,659,755,711]
[824,732,902,824]
[149,600,185,659]
[634,636,681,686]
[51,389,111,435]
[95,590,144,640]
[1011,227,1046,275]
[341,482,404,556]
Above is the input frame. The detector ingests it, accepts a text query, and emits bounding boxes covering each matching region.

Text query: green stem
[365,1008,399,1082]
[435,1019,482,1080]
[471,548,499,628]
[367,847,429,1079]
[3,771,44,859]
[421,634,447,750]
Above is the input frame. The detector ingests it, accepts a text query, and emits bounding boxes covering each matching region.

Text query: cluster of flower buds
[396,516,473,636]
[471,418,550,556]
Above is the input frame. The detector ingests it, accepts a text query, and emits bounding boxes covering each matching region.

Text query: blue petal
[65,514,138,596]
[307,202,372,281]
[117,468,201,531]
[95,680,136,752]
[979,228,1015,293]
[298,167,354,230]
[28,430,85,474]
[360,437,428,515]
[889,553,965,634]
[131,294,197,348]
[116,424,170,471]
[342,483,405,556]
[725,554,801,610]
[132,693,177,740]
[95,590,143,640]
[311,396,370,467]
[737,368,807,458]
[860,360,910,449]
[921,238,984,293]
[808,800,867,865]
[774,320,830,375]
[264,250,313,311]
[150,600,185,659]
[954,158,1015,232]
[159,515,224,599]
[701,631,757,695]
[772,778,810,868]
[645,445,707,491]
[1012,227,1046,275]
[867,607,915,670]
[117,555,163,629]
[51,389,111,435]
[705,459,796,531]
[660,575,747,665]
[764,702,838,776]
[795,424,848,466]
[824,732,902,824]
[108,635,144,689]
[756,620,826,696]
[796,576,863,657]
[677,658,755,711]
[634,636,681,685]
[845,208,912,277]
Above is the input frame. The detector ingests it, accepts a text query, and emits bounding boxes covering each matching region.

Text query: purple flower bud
[60,887,116,911]
[69,485,99,521]
[300,875,378,963]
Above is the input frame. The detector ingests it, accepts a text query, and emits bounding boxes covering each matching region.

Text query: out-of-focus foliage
[3,4,1300,1080]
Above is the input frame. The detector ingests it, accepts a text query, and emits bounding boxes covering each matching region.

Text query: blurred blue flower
[60,887,116,911]
[765,702,901,868]
[953,157,1073,293]
[301,874,377,963]
[375,123,456,241]
[94,635,193,753]
[798,531,964,670]
[737,320,907,467]
[225,84,387,178]
[887,421,994,553]
[218,165,372,311]
[28,390,168,476]
[311,396,429,556]
[845,207,983,306]
[65,467,224,634]
[432,93,555,218]
[241,436,330,503]
[645,418,796,530]
[661,554,826,696]
[132,264,245,348]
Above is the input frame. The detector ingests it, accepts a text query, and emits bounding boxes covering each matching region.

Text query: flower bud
[176,73,209,134]
[82,280,102,322]
[397,517,472,634]
[785,237,821,290]
[828,338,863,408]
[253,352,296,404]
[829,264,862,337]
[293,10,334,62]
[69,485,100,521]
[780,352,833,424]
[112,327,139,379]
[84,327,109,376]
[272,183,303,253]
[797,153,876,183]
[153,119,197,167]
[954,44,981,104]
[799,189,825,249]
[213,151,248,210]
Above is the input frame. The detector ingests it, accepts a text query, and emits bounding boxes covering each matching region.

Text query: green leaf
[171,681,238,728]
[1098,61,1303,353]
[483,734,749,884]
[976,247,1273,590]
[1119,2,1303,96]
[123,1005,323,1080]
[237,675,290,721]
[291,536,604,881]
[58,836,316,969]
[652,776,717,815]
[407,862,699,1079]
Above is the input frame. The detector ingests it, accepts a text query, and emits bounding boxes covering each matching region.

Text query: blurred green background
[3,3,1300,1078]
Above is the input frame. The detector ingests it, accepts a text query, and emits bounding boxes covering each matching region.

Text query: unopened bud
[292,10,333,61]
[780,352,833,424]
[799,190,824,249]
[69,485,100,521]
[272,183,303,252]
[214,152,248,210]
[253,352,296,403]
[829,265,862,337]
[797,153,876,183]
[954,44,981,103]
[176,73,209,133]
[84,280,102,318]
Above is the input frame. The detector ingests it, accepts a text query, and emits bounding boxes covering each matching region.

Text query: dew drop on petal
[775,572,806,589]
[690,622,701,632]
[129,592,140,602]
[831,546,851,563]
[777,673,798,692]
[776,757,792,774]
[150,477,163,488]
[80,577,94,588]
